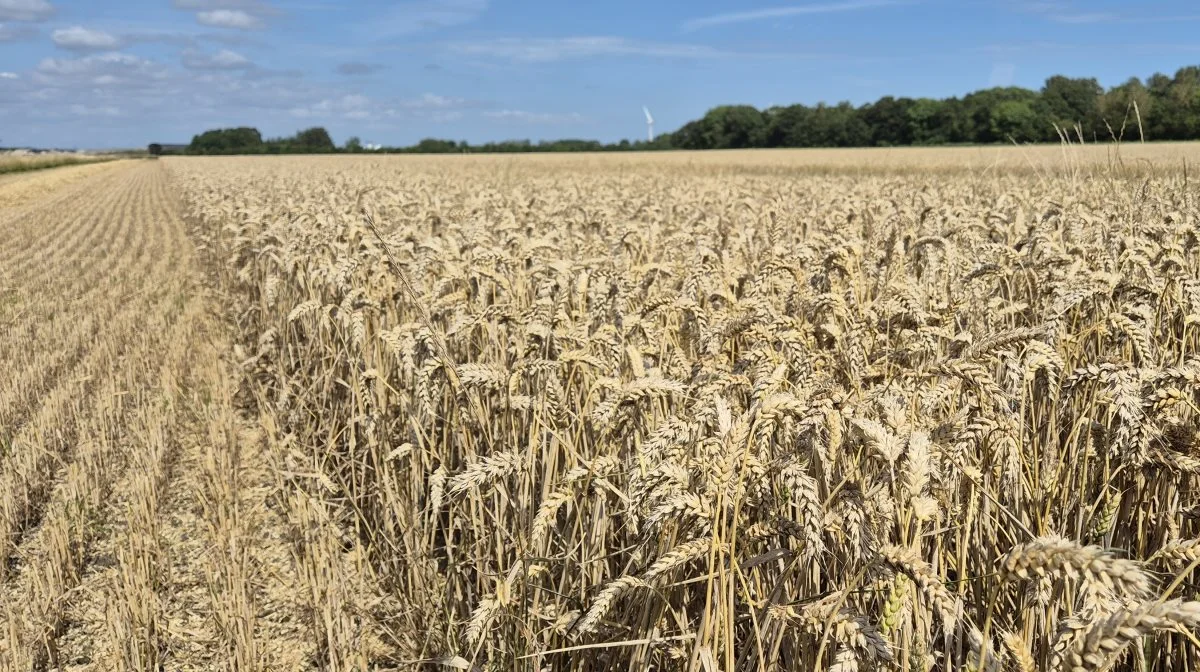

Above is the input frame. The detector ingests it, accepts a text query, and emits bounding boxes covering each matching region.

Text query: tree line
[666,66,1198,149]
[156,129,644,155]
[154,126,338,155]
[154,65,1200,155]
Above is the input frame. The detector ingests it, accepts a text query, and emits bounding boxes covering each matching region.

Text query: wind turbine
[643,106,654,142]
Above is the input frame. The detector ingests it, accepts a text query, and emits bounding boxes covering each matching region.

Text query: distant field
[0,152,109,176]
[636,141,1200,172]
[0,159,130,208]
[169,140,1200,176]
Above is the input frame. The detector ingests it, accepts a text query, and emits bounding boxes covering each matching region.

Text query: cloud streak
[395,93,471,110]
[286,92,481,124]
[290,93,371,119]
[484,109,583,124]
[1046,12,1200,24]
[31,52,170,95]
[448,36,733,63]
[52,26,124,51]
[336,61,386,76]
[181,48,253,70]
[0,22,38,40]
[0,0,53,22]
[367,0,488,39]
[1020,2,1200,25]
[196,9,261,29]
[69,103,120,117]
[172,0,273,11]
[681,0,904,31]
[173,0,275,32]
[45,26,259,52]
[1044,11,1116,23]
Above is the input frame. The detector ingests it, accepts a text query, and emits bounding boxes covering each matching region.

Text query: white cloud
[0,0,53,22]
[179,73,355,118]
[0,72,17,79]
[69,103,120,117]
[448,37,728,63]
[173,0,274,31]
[196,9,260,29]
[286,92,481,124]
[0,46,364,147]
[38,52,161,78]
[28,52,169,101]
[52,26,124,51]
[399,93,464,109]
[391,94,480,123]
[182,48,253,70]
[682,0,903,31]
[1045,12,1116,23]
[484,109,583,124]
[289,92,485,124]
[290,93,373,119]
[172,0,272,10]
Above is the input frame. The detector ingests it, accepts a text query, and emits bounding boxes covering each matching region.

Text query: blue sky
[0,0,1198,148]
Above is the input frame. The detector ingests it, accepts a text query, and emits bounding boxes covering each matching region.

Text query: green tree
[696,105,768,149]
[294,127,335,152]
[861,96,915,146]
[670,118,710,149]
[990,99,1040,142]
[1039,75,1102,139]
[1099,77,1152,140]
[764,104,813,147]
[962,88,1042,142]
[907,98,955,144]
[344,136,363,152]
[411,138,459,153]
[1167,67,1200,139]
[189,127,263,154]
[1145,72,1177,139]
[807,102,870,147]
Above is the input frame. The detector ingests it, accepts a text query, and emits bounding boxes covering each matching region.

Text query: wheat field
[2,147,1200,670]
[0,153,108,177]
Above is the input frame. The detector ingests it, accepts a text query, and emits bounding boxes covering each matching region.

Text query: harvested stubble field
[5,146,1200,671]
